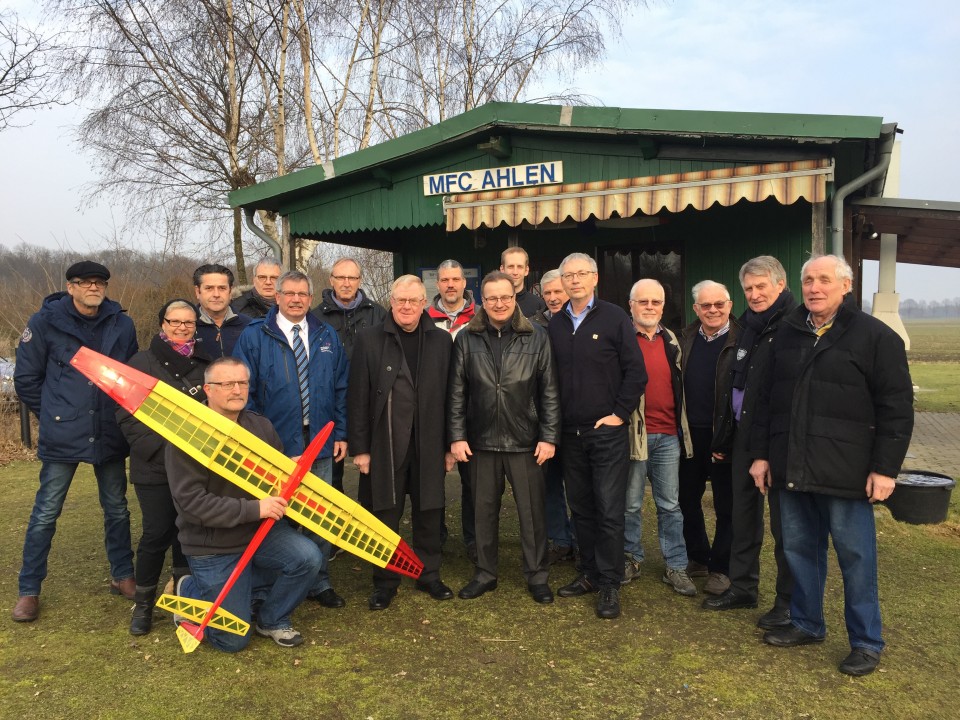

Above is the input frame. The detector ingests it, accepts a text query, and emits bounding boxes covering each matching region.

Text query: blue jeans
[301,456,333,595]
[545,456,575,548]
[19,459,133,596]
[624,433,687,570]
[183,520,322,653]
[780,490,884,654]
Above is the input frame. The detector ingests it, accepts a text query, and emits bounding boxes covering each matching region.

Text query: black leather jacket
[447,307,560,452]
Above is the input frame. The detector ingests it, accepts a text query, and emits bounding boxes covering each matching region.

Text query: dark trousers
[470,450,549,586]
[371,448,443,591]
[678,425,732,575]
[133,483,187,587]
[728,430,793,605]
[561,425,630,589]
[332,458,345,493]
[459,460,476,546]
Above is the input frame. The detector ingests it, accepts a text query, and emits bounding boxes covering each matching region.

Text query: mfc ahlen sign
[423,161,563,196]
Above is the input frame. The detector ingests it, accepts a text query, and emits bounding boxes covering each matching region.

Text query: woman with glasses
[116,299,212,635]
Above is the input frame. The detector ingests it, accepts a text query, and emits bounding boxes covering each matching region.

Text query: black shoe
[314,588,346,609]
[763,625,825,647]
[528,584,554,604]
[596,587,620,619]
[129,585,157,636]
[757,605,792,630]
[557,575,596,598]
[458,579,497,600]
[415,579,454,601]
[368,588,397,611]
[838,648,881,676]
[701,587,758,611]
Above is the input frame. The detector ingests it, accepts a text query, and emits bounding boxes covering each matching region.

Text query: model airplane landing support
[70,348,422,580]
[172,421,331,652]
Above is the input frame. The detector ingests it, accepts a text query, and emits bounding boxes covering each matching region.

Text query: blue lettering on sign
[497,168,511,184]
[481,170,496,189]
[445,173,459,191]
[428,176,447,194]
[541,163,556,183]
[526,165,538,184]
[457,172,473,191]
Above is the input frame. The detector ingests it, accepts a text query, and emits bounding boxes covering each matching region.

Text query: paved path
[904,411,960,479]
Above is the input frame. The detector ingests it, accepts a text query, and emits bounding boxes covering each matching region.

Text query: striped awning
[445,158,833,231]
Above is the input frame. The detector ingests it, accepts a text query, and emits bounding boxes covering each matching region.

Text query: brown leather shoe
[12,595,39,622]
[110,577,136,600]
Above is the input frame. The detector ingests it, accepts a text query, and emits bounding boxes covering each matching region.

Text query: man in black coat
[231,259,281,319]
[750,255,913,677]
[703,256,797,629]
[347,275,456,611]
[448,272,560,605]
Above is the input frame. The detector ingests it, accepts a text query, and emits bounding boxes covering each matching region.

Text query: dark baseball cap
[65,261,111,281]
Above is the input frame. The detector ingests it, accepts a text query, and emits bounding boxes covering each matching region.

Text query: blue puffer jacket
[14,292,138,463]
[233,307,348,459]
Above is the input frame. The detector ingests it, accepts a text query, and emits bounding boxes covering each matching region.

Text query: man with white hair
[678,280,739,597]
[548,252,646,620]
[703,256,797,629]
[749,255,912,676]
[232,259,281,319]
[624,278,696,597]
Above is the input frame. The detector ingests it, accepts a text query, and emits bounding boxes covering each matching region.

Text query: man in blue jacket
[234,270,349,610]
[13,261,138,623]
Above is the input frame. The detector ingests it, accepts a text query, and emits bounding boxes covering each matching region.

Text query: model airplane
[71,347,423,648]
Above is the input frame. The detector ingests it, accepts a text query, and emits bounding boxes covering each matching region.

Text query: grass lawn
[2,462,959,720]
[906,319,960,412]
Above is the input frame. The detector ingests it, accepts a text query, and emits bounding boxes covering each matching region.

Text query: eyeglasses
[255,274,279,282]
[630,299,664,307]
[206,380,249,389]
[279,291,311,299]
[164,318,197,328]
[695,301,731,310]
[71,279,108,289]
[561,270,596,282]
[392,297,424,306]
[331,275,361,282]
[483,295,515,305]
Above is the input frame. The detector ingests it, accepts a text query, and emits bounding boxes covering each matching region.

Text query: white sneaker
[256,624,303,647]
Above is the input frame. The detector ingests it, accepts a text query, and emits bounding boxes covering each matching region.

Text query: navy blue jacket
[15,292,138,463]
[195,309,251,358]
[233,307,348,459]
[547,298,647,431]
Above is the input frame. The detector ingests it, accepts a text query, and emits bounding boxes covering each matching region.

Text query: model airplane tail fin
[71,346,158,414]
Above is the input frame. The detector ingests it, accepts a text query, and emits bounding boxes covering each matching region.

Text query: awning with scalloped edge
[444,158,833,231]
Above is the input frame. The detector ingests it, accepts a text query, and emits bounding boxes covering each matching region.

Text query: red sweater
[637,332,677,435]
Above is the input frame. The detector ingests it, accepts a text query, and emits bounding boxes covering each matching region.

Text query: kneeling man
[167,357,323,651]
[448,271,560,604]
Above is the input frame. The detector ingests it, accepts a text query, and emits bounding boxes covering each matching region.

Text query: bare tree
[0,10,61,131]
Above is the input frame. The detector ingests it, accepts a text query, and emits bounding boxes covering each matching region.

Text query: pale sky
[1,0,958,301]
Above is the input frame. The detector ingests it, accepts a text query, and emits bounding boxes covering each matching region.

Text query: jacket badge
[20,326,32,343]
[737,348,747,360]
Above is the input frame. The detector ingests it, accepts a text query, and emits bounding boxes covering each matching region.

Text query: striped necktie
[292,324,310,424]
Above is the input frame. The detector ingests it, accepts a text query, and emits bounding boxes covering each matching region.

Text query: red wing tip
[386,539,424,579]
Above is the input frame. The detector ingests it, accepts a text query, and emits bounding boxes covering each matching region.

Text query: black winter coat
[347,313,451,513]
[117,334,211,486]
[312,288,387,360]
[447,307,560,452]
[716,296,797,457]
[752,295,913,499]
[231,289,274,319]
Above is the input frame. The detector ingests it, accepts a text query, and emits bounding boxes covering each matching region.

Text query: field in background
[906,319,960,413]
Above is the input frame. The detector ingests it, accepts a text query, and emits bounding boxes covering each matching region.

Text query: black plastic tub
[882,470,956,524]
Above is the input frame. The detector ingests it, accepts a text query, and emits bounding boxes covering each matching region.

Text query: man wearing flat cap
[12,261,139,623]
